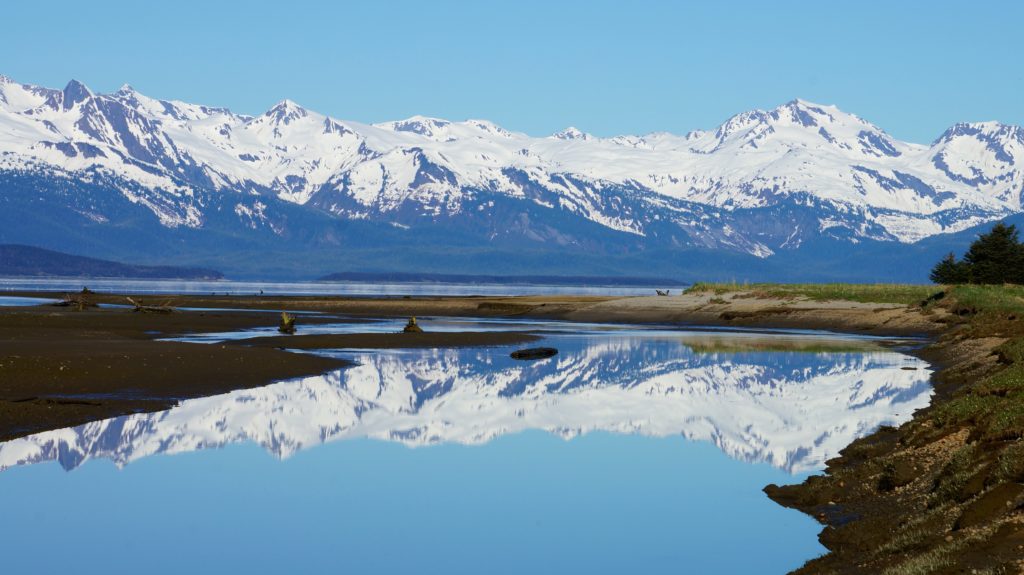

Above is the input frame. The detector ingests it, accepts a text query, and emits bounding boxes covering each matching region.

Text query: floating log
[510,347,558,360]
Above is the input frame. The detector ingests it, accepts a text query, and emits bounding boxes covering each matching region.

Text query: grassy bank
[685,281,940,305]
[761,284,1024,573]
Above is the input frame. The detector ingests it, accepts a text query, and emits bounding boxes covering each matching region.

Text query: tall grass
[947,284,1024,316]
[684,282,938,305]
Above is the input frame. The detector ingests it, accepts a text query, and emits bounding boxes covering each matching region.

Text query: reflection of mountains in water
[0,337,933,474]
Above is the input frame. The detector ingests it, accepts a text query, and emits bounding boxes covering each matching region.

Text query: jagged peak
[263,99,309,124]
[267,98,306,112]
[60,79,93,111]
[935,121,1024,142]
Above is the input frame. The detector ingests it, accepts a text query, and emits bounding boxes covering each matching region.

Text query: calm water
[0,320,933,574]
[0,277,678,297]
[0,295,57,306]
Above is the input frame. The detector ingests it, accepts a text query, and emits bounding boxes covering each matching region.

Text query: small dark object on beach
[279,312,296,334]
[403,317,423,333]
[920,290,946,307]
[655,289,671,296]
[80,287,94,295]
[511,347,558,360]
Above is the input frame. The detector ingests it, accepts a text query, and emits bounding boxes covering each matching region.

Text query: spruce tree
[962,223,1024,284]
[929,252,970,284]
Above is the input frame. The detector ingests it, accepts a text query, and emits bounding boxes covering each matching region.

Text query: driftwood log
[54,293,97,310]
[127,297,176,314]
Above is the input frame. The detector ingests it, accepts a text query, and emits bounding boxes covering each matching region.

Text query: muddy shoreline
[0,299,539,442]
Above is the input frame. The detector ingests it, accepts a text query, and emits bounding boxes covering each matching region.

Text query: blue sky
[2,0,1020,142]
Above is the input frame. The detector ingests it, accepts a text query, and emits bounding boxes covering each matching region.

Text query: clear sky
[2,0,1020,142]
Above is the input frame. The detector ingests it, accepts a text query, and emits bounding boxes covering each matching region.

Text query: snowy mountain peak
[935,121,1024,147]
[464,119,515,138]
[552,126,593,141]
[263,99,308,124]
[380,115,454,139]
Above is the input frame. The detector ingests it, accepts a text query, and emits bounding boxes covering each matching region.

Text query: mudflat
[6,288,950,333]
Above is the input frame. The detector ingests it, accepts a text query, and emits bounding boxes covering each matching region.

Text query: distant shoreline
[320,271,687,287]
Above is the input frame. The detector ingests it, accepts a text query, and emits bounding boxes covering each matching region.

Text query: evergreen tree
[962,223,1024,284]
[929,252,970,284]
[932,222,1024,285]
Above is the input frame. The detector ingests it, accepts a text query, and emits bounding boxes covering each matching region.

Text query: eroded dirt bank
[765,300,1024,573]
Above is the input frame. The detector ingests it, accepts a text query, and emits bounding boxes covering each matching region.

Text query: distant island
[319,271,685,287]
[0,245,223,280]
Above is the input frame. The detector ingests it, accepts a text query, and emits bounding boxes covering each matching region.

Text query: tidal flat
[2,285,1021,572]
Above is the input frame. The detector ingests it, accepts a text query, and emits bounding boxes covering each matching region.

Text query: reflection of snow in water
[0,296,57,306]
[0,333,932,475]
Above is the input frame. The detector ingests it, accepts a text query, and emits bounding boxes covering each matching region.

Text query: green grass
[930,445,978,503]
[974,365,1024,397]
[684,282,1024,311]
[946,284,1024,317]
[932,394,1002,427]
[989,440,1024,484]
[684,282,938,305]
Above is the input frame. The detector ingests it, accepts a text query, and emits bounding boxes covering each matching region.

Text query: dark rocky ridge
[0,244,222,279]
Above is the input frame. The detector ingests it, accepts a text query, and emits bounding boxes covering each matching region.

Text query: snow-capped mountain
[0,337,932,475]
[1,74,1022,272]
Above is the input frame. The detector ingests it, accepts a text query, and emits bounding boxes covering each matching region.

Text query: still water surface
[0,319,932,574]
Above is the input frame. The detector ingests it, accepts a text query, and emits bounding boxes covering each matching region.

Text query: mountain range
[1,75,1021,280]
